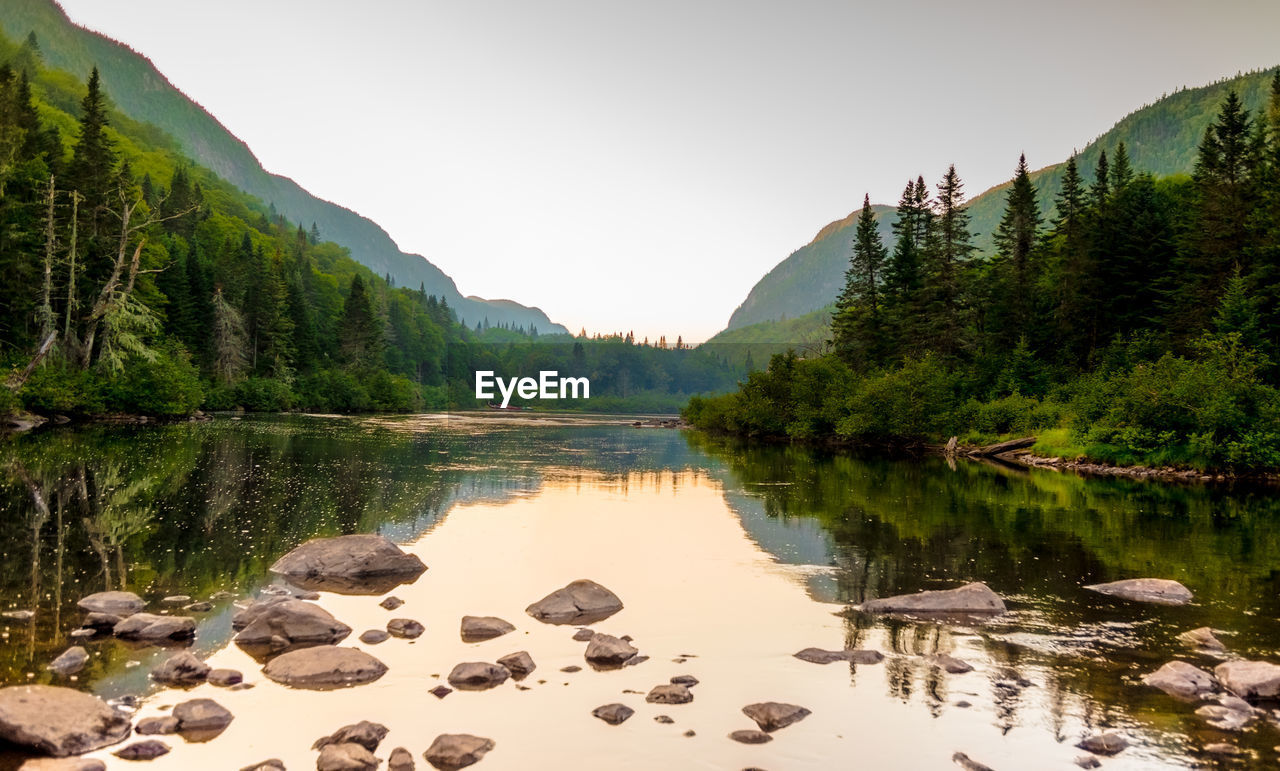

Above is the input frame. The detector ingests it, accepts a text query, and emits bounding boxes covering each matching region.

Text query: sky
[55,0,1280,342]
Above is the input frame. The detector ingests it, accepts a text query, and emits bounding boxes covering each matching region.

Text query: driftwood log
[967,436,1037,458]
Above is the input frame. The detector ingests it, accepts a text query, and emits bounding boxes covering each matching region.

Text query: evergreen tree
[832,194,888,366]
[338,274,383,369]
[989,154,1042,348]
[67,68,117,240]
[1050,154,1095,364]
[921,165,975,359]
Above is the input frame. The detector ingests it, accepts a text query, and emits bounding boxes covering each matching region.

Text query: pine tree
[832,194,888,366]
[1050,154,1096,364]
[921,165,975,359]
[67,68,117,238]
[989,154,1042,348]
[1111,142,1134,193]
[211,287,248,384]
[338,274,383,370]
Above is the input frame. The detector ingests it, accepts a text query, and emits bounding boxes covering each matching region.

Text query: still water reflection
[0,414,1278,769]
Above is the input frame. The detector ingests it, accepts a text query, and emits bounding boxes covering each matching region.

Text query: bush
[366,371,421,412]
[99,343,204,416]
[234,377,295,412]
[20,363,104,415]
[967,393,1065,436]
[835,356,958,442]
[295,370,371,412]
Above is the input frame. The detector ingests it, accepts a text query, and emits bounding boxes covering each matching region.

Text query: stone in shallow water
[18,759,107,770]
[742,702,811,732]
[312,721,389,752]
[585,634,637,668]
[112,613,196,642]
[793,647,884,665]
[670,675,698,687]
[233,597,351,656]
[1076,732,1128,756]
[388,618,425,639]
[82,612,121,631]
[113,740,170,760]
[646,684,693,705]
[860,582,1006,615]
[729,729,772,744]
[929,653,973,674]
[1214,659,1280,699]
[572,628,595,641]
[151,652,210,686]
[262,646,388,690]
[161,595,191,605]
[173,698,234,741]
[135,716,179,736]
[1142,660,1216,700]
[207,668,243,687]
[1179,626,1226,652]
[47,647,89,677]
[1084,578,1193,606]
[2,610,34,621]
[1073,756,1101,769]
[447,662,510,691]
[269,534,427,595]
[183,601,214,613]
[952,752,996,771]
[380,596,405,611]
[389,746,415,771]
[460,615,515,642]
[591,703,635,725]
[0,685,131,757]
[424,733,495,769]
[429,685,453,699]
[525,579,623,625]
[1203,742,1245,756]
[238,760,285,771]
[317,742,379,771]
[77,591,144,616]
[496,651,535,679]
[654,715,674,724]
[1195,703,1254,731]
[359,629,390,645]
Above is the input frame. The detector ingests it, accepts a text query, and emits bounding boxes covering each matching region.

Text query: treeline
[687,75,1280,470]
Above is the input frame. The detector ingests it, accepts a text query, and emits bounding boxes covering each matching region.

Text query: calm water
[0,414,1278,769]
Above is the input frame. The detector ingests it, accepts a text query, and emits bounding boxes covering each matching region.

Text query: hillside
[0,0,567,334]
[721,67,1280,334]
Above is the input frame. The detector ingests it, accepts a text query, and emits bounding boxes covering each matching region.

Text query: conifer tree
[833,194,888,366]
[1050,154,1095,363]
[990,154,1042,347]
[67,68,117,239]
[921,165,975,359]
[338,274,383,370]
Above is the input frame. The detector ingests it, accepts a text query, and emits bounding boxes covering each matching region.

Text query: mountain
[0,0,567,334]
[719,67,1280,335]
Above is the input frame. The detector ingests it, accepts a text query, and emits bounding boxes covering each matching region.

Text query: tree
[67,68,117,242]
[1050,154,1095,364]
[832,194,888,366]
[989,154,1042,348]
[211,287,247,384]
[920,165,975,359]
[338,274,383,370]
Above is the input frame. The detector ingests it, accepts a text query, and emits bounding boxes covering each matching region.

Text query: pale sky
[56,0,1280,342]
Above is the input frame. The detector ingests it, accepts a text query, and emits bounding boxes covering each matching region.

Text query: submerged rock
[114,740,170,761]
[1,610,34,621]
[496,651,535,679]
[591,703,635,725]
[317,742,379,771]
[388,618,425,639]
[1195,703,1254,731]
[389,747,415,771]
[525,579,623,625]
[77,591,144,616]
[584,633,638,668]
[929,653,974,674]
[47,647,89,677]
[742,702,811,732]
[150,652,210,686]
[1143,660,1216,700]
[793,647,884,665]
[313,721,389,752]
[859,582,1006,615]
[113,613,196,641]
[729,729,772,744]
[233,598,351,656]
[1214,660,1280,699]
[81,612,122,631]
[424,733,495,769]
[1084,578,1193,606]
[447,662,510,691]
[207,668,243,688]
[0,685,132,756]
[1179,626,1226,652]
[952,752,996,771]
[646,684,693,705]
[269,534,427,595]
[262,646,388,690]
[1076,732,1128,756]
[460,616,515,642]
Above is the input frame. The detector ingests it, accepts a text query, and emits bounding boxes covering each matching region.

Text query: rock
[150,652,210,686]
[380,596,404,610]
[68,629,96,640]
[359,629,390,645]
[312,721,389,753]
[1143,660,1216,700]
[447,662,510,691]
[1203,742,1244,756]
[114,740,170,760]
[1084,578,1193,606]
[560,665,582,673]
[459,616,515,642]
[388,619,424,639]
[429,685,452,699]
[742,702,811,732]
[423,733,495,769]
[389,747,415,771]
[1195,703,1254,731]
[47,647,89,677]
[793,647,883,665]
[591,703,635,725]
[623,655,649,667]
[173,698,234,735]
[646,684,693,705]
[82,612,121,631]
[233,598,351,656]
[239,761,286,771]
[183,602,214,613]
[161,595,191,605]
[654,715,674,724]
[496,651,535,679]
[0,685,132,756]
[525,579,624,625]
[572,628,595,642]
[113,613,196,641]
[584,633,637,668]
[729,729,772,744]
[670,675,698,687]
[77,591,144,616]
[929,653,974,674]
[1179,626,1226,652]
[952,753,996,771]
[269,534,427,595]
[1076,732,1128,756]
[1073,756,1102,769]
[317,742,379,771]
[1215,660,1280,699]
[682,730,695,737]
[18,759,107,770]
[207,668,243,687]
[859,582,1006,615]
[135,716,179,736]
[262,646,388,689]
[2,610,34,621]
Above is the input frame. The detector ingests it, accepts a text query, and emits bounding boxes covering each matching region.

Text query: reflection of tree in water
[80,462,157,591]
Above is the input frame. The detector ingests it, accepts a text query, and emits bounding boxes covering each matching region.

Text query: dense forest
[687,73,1280,471]
[0,35,734,419]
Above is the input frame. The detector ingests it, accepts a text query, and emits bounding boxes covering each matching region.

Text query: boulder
[859,582,1006,615]
[646,684,693,705]
[793,647,883,665]
[82,613,122,631]
[388,619,425,639]
[1214,660,1280,699]
[1142,661,1216,700]
[262,646,388,690]
[317,742,379,771]
[496,651,535,679]
[77,591,144,616]
[446,662,510,691]
[113,740,170,760]
[1084,578,1193,606]
[380,596,404,611]
[1076,732,1128,756]
[525,579,623,625]
[172,698,234,735]
[135,716,179,736]
[1179,626,1226,652]
[929,653,974,674]
[1195,703,1254,731]
[729,729,772,744]
[112,613,196,641]
[233,598,351,656]
[584,634,637,668]
[389,747,415,771]
[572,628,595,642]
[151,652,210,686]
[424,734,494,770]
[47,647,89,677]
[269,534,427,595]
[0,685,131,756]
[313,721,389,752]
[19,759,107,770]
[670,675,698,687]
[591,703,635,725]
[359,629,390,645]
[207,668,243,688]
[460,616,514,642]
[742,702,811,732]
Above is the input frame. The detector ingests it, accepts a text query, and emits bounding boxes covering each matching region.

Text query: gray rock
[313,721,389,752]
[929,653,974,674]
[113,740,170,760]
[387,619,424,639]
[793,647,884,665]
[269,534,427,595]
[238,761,286,771]
[1143,661,1216,700]
[389,747,415,771]
[654,715,674,724]
[584,633,637,668]
[560,665,582,673]
[207,668,243,687]
[172,698,234,733]
[952,752,996,771]
[429,685,452,699]
[459,616,514,642]
[77,591,144,616]
[446,662,510,691]
[525,579,623,625]
[135,716,179,735]
[18,759,107,770]
[572,628,595,642]
[47,648,89,677]
[1179,626,1226,652]
[1084,578,1193,606]
[1073,756,1102,769]
[742,702,810,732]
[1215,660,1280,699]
[729,729,772,744]
[380,596,404,611]
[359,629,390,645]
[496,651,535,679]
[262,646,388,690]
[670,675,698,687]
[860,582,1006,615]
[646,684,693,705]
[1203,742,1245,756]
[317,742,379,771]
[82,612,121,631]
[151,652,210,686]
[591,703,635,725]
[161,595,191,605]
[1195,704,1254,731]
[424,734,494,770]
[233,598,351,655]
[113,613,196,641]
[183,602,214,613]
[1076,732,1128,756]
[0,685,131,756]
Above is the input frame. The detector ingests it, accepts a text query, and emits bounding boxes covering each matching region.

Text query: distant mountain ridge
[721,67,1280,335]
[0,0,568,334]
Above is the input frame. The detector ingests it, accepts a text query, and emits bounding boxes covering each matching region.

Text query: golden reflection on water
[83,470,1154,770]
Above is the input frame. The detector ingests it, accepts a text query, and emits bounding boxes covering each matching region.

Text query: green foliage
[19,362,101,414]
[98,341,203,416]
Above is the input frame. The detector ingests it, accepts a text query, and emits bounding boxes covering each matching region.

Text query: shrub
[20,362,103,415]
[99,342,204,416]
[234,377,295,412]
